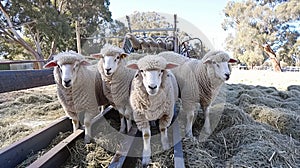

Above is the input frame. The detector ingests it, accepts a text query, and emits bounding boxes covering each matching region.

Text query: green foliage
[0,0,114,60]
[223,0,300,66]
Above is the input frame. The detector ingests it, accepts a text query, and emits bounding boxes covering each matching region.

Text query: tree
[0,0,113,69]
[222,0,300,69]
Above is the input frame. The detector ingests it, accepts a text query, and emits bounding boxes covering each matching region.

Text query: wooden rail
[0,69,55,93]
[0,116,72,168]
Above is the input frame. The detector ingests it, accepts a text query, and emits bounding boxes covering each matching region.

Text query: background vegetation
[0,0,299,69]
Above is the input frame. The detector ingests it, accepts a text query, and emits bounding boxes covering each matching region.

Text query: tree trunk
[262,44,282,72]
[75,20,82,54]
[0,3,44,69]
[252,41,282,72]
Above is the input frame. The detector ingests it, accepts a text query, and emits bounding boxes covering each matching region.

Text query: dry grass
[1,69,300,167]
[0,85,65,149]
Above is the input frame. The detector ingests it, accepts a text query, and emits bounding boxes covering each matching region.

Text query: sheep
[156,37,167,51]
[159,51,237,137]
[92,44,135,133]
[43,51,108,143]
[125,33,141,51]
[138,37,151,53]
[127,55,178,166]
[145,37,159,53]
[165,36,175,51]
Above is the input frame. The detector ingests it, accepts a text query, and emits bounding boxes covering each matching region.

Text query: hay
[0,85,65,149]
[2,70,300,167]
[62,139,114,168]
[16,131,72,167]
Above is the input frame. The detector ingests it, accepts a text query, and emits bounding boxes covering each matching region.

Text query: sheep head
[92,44,128,76]
[44,51,90,88]
[127,55,178,96]
[202,51,237,81]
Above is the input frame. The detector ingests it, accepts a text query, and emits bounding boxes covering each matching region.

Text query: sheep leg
[125,108,132,132]
[84,113,93,144]
[126,119,132,133]
[119,115,126,133]
[203,106,212,135]
[141,124,151,167]
[184,104,197,137]
[159,115,171,150]
[69,112,79,132]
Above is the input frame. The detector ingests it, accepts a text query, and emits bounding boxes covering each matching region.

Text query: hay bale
[245,105,300,140]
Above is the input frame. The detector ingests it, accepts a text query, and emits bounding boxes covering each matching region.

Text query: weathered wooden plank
[27,129,84,168]
[0,69,55,93]
[172,120,185,168]
[0,116,72,168]
[0,60,47,64]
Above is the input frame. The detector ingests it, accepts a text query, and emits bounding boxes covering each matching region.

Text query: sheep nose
[148,85,157,90]
[225,73,230,80]
[105,68,111,73]
[64,80,71,87]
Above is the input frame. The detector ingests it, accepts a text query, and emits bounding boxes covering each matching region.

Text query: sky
[109,0,230,50]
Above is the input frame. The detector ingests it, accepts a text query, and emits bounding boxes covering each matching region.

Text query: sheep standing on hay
[92,44,135,133]
[159,51,237,137]
[44,51,108,143]
[127,55,178,166]
[125,33,141,51]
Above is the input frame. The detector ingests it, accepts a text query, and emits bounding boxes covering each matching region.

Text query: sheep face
[140,69,164,95]
[127,55,178,96]
[93,53,127,76]
[44,58,90,88]
[205,60,231,81]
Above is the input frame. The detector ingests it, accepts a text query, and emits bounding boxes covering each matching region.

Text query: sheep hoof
[162,143,170,150]
[142,156,151,167]
[84,136,92,144]
[186,131,193,137]
[119,127,127,134]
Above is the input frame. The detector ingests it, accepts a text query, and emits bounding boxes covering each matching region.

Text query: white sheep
[165,36,175,51]
[127,55,178,166]
[145,37,159,53]
[92,44,135,133]
[44,51,108,143]
[138,37,151,53]
[156,37,167,51]
[159,51,237,137]
[125,33,141,51]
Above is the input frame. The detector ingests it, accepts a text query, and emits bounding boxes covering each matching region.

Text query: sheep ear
[43,60,57,69]
[80,60,91,66]
[229,58,237,63]
[91,53,103,59]
[120,53,128,59]
[165,63,178,69]
[203,59,212,64]
[127,63,139,70]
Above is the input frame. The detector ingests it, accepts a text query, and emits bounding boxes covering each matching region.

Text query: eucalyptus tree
[222,0,300,70]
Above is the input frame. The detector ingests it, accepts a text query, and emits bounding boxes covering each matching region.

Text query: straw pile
[1,71,300,167]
